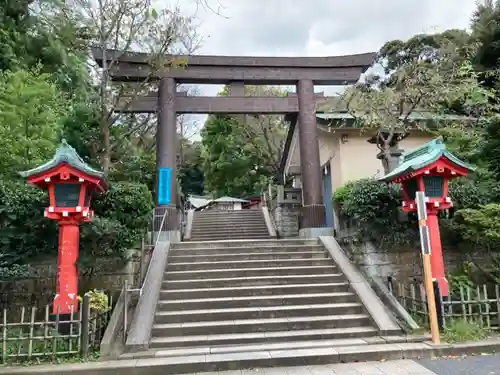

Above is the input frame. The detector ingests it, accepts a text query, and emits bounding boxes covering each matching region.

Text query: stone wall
[1,248,151,310]
[272,205,301,238]
[340,239,489,283]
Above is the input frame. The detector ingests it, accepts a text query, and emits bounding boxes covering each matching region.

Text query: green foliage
[78,182,153,273]
[481,115,500,180]
[454,204,500,245]
[334,179,418,247]
[0,69,69,176]
[0,180,152,279]
[78,289,110,314]
[201,115,270,197]
[441,319,490,343]
[0,180,57,278]
[378,29,472,74]
[447,262,477,296]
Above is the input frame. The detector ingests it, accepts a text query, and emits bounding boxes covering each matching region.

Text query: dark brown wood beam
[107,63,366,85]
[92,47,376,69]
[116,95,329,114]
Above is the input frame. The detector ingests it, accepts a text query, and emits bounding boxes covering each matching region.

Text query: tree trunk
[380,144,402,175]
[101,119,111,172]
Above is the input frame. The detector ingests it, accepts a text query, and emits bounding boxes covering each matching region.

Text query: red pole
[427,210,448,297]
[53,219,80,314]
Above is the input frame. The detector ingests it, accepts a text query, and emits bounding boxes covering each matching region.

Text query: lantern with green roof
[20,140,107,316]
[20,139,107,221]
[378,138,474,212]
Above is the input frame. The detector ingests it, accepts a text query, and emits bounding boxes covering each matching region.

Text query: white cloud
[170,0,478,138]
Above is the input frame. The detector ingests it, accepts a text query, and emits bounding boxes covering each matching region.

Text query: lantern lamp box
[378,138,475,212]
[19,140,108,221]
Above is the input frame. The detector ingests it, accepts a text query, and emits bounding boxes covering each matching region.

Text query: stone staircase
[189,209,272,241]
[121,238,424,372]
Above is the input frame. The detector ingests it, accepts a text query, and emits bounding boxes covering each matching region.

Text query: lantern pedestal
[427,211,448,297]
[53,219,80,315]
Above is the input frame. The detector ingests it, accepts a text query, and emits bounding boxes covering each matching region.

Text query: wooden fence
[0,294,112,364]
[388,280,500,331]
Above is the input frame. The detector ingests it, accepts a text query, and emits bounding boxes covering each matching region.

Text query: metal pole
[415,191,441,344]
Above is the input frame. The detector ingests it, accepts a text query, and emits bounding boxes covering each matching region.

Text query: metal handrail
[139,209,169,296]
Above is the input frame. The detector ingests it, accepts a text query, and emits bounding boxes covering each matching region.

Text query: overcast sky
[172,0,478,134]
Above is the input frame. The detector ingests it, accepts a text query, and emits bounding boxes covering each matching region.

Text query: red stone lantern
[20,140,107,314]
[379,138,474,297]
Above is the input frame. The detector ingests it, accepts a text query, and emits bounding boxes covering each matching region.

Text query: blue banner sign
[157,168,171,205]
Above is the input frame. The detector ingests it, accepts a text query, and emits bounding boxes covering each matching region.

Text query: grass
[441,319,491,343]
[0,327,101,366]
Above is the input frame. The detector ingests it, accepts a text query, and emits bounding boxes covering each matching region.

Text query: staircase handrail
[140,208,169,296]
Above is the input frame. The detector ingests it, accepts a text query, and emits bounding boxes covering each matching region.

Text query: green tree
[471,0,500,88]
[0,69,69,176]
[320,45,493,173]
[453,204,500,281]
[378,29,472,74]
[201,115,269,197]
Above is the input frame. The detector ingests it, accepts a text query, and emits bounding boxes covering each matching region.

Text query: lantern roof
[19,139,105,180]
[378,138,475,183]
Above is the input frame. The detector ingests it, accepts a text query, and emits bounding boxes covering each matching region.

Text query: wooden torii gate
[92,49,375,235]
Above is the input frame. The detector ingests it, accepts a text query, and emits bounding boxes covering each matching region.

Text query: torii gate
[92,49,375,237]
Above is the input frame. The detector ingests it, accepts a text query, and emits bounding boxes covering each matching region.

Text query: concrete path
[210,355,500,375]
[418,353,500,375]
[211,360,437,375]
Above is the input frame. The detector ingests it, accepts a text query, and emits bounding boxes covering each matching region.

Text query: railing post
[123,280,128,344]
[387,276,394,294]
[277,185,284,204]
[80,295,90,359]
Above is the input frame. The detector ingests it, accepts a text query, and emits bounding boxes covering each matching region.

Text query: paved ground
[210,355,500,375]
[418,353,500,375]
[212,360,437,375]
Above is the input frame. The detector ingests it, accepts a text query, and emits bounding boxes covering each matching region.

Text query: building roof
[280,107,477,178]
[19,140,105,179]
[187,196,211,208]
[315,112,474,122]
[212,196,249,203]
[378,138,475,182]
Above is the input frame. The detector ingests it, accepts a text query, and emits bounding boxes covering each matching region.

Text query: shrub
[333,178,418,247]
[0,180,153,279]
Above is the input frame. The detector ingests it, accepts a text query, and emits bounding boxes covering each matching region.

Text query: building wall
[312,129,433,191]
[287,126,433,191]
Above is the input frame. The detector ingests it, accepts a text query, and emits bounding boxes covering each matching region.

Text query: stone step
[154,302,365,324]
[191,227,269,233]
[149,326,379,348]
[166,258,334,272]
[133,336,419,358]
[192,223,267,229]
[190,230,270,237]
[168,251,329,263]
[192,217,266,223]
[163,273,346,289]
[190,230,270,236]
[122,342,430,373]
[194,211,264,216]
[169,244,323,256]
[164,265,338,280]
[173,238,319,249]
[189,234,272,241]
[156,292,359,310]
[160,282,350,300]
[192,223,268,228]
[152,313,372,336]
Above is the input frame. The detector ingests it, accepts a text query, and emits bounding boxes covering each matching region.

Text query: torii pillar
[156,77,180,240]
[296,79,329,237]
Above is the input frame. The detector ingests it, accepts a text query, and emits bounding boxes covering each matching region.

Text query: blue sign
[157,168,171,205]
